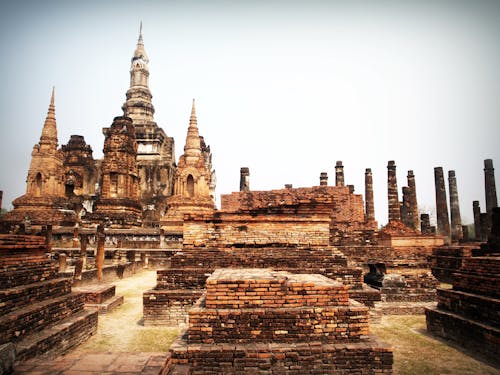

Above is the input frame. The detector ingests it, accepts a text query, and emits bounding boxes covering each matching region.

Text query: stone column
[240,167,250,192]
[319,172,328,186]
[0,190,3,211]
[401,187,411,228]
[387,161,401,222]
[473,201,481,241]
[72,226,79,248]
[58,253,67,272]
[448,170,463,242]
[484,159,498,214]
[480,213,490,242]
[96,224,105,282]
[462,225,469,242]
[364,168,375,222]
[420,213,431,234]
[79,233,88,270]
[335,161,344,187]
[407,170,419,231]
[434,167,450,244]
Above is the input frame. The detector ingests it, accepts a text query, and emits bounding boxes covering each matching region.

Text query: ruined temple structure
[2,89,78,228]
[122,24,176,226]
[165,268,393,374]
[1,25,181,231]
[144,184,383,326]
[426,207,500,366]
[90,116,142,227]
[61,135,99,216]
[160,100,216,233]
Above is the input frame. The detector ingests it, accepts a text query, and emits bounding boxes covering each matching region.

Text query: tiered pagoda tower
[2,89,76,227]
[161,100,216,232]
[122,23,176,225]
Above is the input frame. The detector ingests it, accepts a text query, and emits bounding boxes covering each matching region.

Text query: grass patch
[372,315,499,375]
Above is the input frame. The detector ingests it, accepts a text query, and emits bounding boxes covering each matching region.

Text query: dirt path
[73,269,179,353]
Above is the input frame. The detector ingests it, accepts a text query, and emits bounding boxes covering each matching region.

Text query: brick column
[335,161,344,187]
[79,233,88,270]
[407,170,419,231]
[480,213,489,242]
[96,224,105,282]
[240,167,250,192]
[472,201,481,241]
[401,187,411,228]
[434,167,450,244]
[364,168,375,222]
[319,172,328,186]
[448,170,463,242]
[484,159,498,215]
[420,213,431,234]
[387,161,401,222]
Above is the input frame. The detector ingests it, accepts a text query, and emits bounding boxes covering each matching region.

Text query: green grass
[372,315,499,375]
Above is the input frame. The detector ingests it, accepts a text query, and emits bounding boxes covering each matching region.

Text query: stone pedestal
[165,269,392,374]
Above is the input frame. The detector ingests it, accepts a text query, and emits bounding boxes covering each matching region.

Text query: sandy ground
[73,269,179,353]
[71,270,499,375]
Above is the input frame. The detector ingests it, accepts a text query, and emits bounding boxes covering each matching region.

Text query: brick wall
[183,213,330,247]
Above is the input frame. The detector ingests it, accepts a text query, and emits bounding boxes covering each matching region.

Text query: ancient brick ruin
[161,100,216,233]
[0,23,498,373]
[426,208,500,365]
[2,89,77,228]
[91,116,142,227]
[0,234,97,362]
[165,268,393,374]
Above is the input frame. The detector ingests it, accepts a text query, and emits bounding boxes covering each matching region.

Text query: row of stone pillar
[239,158,497,243]
[434,159,497,243]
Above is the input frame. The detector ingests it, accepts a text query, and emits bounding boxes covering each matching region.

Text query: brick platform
[0,234,98,363]
[143,246,379,326]
[72,284,124,313]
[165,269,392,374]
[426,255,500,366]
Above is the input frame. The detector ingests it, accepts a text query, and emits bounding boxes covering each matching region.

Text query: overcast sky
[0,0,499,226]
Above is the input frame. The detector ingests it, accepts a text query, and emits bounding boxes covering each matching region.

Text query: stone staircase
[0,235,98,364]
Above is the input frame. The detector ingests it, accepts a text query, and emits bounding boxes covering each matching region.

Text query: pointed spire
[138,21,143,43]
[190,98,197,125]
[39,87,58,149]
[184,99,202,161]
[132,21,148,63]
[50,86,55,107]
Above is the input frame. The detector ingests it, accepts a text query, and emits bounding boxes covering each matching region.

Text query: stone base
[166,334,393,374]
[378,235,444,247]
[377,301,437,315]
[426,307,500,366]
[143,289,204,326]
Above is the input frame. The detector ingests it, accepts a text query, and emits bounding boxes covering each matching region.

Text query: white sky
[0,0,499,226]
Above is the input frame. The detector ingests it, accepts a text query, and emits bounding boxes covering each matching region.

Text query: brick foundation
[165,269,393,374]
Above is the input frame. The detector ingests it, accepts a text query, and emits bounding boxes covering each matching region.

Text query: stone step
[0,277,73,315]
[72,284,117,304]
[14,308,98,362]
[166,335,393,374]
[188,303,369,344]
[426,306,500,366]
[437,288,500,327]
[85,295,124,314]
[0,292,85,344]
[0,263,59,289]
